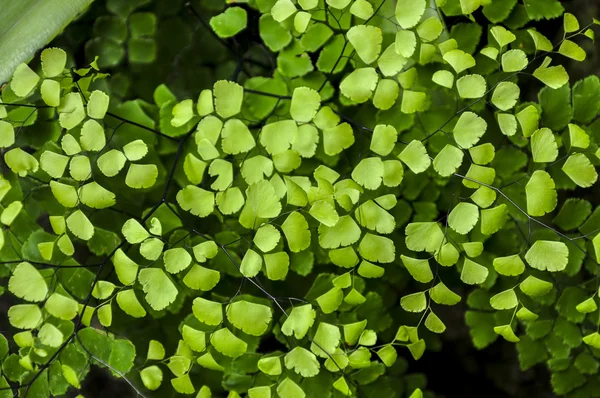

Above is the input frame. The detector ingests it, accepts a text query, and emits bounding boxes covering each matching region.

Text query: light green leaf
[453,111,486,149]
[227,300,272,336]
[559,40,586,61]
[491,26,516,47]
[533,57,569,89]
[79,182,116,209]
[562,153,598,188]
[138,268,178,311]
[502,49,528,72]
[531,128,558,163]
[395,0,426,29]
[125,164,158,189]
[222,118,256,155]
[316,287,343,314]
[492,82,519,111]
[87,90,109,119]
[116,290,146,318]
[525,240,568,272]
[285,347,320,377]
[177,185,215,217]
[490,289,518,310]
[347,25,382,64]
[493,255,525,276]
[258,356,282,376]
[359,233,395,263]
[277,378,305,398]
[457,74,486,99]
[494,325,519,343]
[520,275,553,297]
[239,180,281,229]
[193,297,222,325]
[400,255,433,283]
[240,249,262,277]
[339,67,378,103]
[443,49,476,74]
[398,140,430,173]
[8,262,48,302]
[282,304,316,339]
[211,327,247,358]
[433,144,463,177]
[163,248,192,274]
[430,282,461,305]
[141,366,163,391]
[98,149,127,177]
[461,258,488,285]
[67,209,94,240]
[281,212,311,252]
[526,170,557,216]
[405,222,444,252]
[40,79,60,106]
[214,80,243,118]
[432,70,454,88]
[210,7,247,38]
[10,63,39,97]
[395,30,417,57]
[448,202,479,234]
[264,252,289,280]
[45,293,78,320]
[4,148,39,176]
[401,292,427,312]
[58,93,86,130]
[290,87,320,122]
[323,122,355,155]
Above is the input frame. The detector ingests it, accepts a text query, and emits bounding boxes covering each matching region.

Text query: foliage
[1,0,600,397]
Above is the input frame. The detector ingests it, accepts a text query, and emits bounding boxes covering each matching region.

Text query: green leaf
[395,30,417,57]
[559,40,586,62]
[526,170,557,216]
[214,80,244,118]
[210,7,247,38]
[277,378,305,398]
[461,259,488,285]
[171,99,194,127]
[354,200,394,234]
[125,164,158,189]
[141,366,163,391]
[493,254,525,276]
[282,304,315,339]
[164,248,192,274]
[358,233,395,263]
[519,275,553,297]
[398,140,430,173]
[562,153,598,188]
[502,50,528,72]
[530,128,558,163]
[239,180,281,229]
[0,121,14,148]
[352,157,383,190]
[211,327,247,358]
[573,76,600,123]
[340,67,378,103]
[221,118,256,155]
[401,291,427,312]
[405,222,444,252]
[264,252,289,280]
[98,149,127,177]
[193,297,223,325]
[433,144,463,177]
[533,58,569,89]
[432,70,454,88]
[4,148,39,176]
[525,240,568,272]
[395,0,426,29]
[457,74,486,99]
[490,289,518,310]
[576,297,597,314]
[311,322,341,358]
[347,25,382,64]
[316,287,343,314]
[66,209,94,240]
[494,325,519,343]
[226,300,272,336]
[285,347,320,377]
[448,202,479,234]
[45,293,78,320]
[177,185,215,218]
[138,268,178,311]
[58,93,86,130]
[258,355,282,376]
[492,82,519,111]
[271,0,297,22]
[8,262,48,302]
[443,49,476,74]
[480,204,508,235]
[260,15,292,52]
[453,111,487,149]
[400,255,433,283]
[290,87,320,122]
[240,249,262,277]
[116,289,146,318]
[281,212,311,252]
[41,79,60,106]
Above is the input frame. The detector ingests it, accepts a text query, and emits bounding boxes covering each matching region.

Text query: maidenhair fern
[1,0,600,397]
